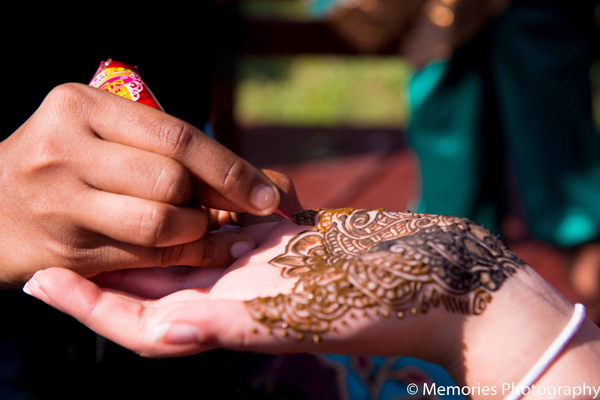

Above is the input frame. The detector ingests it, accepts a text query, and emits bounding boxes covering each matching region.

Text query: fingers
[24,268,287,357]
[62,83,280,216]
[149,299,384,356]
[24,267,431,360]
[79,137,192,205]
[74,189,208,247]
[23,268,203,357]
[91,265,228,299]
[262,169,303,214]
[74,230,256,274]
[151,300,308,355]
[240,170,304,226]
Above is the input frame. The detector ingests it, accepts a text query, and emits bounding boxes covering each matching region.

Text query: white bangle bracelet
[504,303,586,400]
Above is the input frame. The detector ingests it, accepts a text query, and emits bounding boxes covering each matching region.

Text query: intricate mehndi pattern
[245,209,524,343]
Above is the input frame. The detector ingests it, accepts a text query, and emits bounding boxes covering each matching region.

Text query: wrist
[442,264,576,393]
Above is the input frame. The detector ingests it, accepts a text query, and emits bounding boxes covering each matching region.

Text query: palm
[32,217,435,358]
[90,220,308,301]
[30,220,331,357]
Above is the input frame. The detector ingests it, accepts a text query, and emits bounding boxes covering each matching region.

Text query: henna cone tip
[273,206,294,222]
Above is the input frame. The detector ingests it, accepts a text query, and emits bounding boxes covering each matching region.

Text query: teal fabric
[407,0,600,247]
[0,341,28,400]
[323,355,465,400]
[409,59,503,233]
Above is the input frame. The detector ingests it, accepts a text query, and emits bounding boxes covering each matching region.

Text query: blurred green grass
[236,56,600,131]
[235,56,413,128]
[592,60,600,131]
[239,0,311,21]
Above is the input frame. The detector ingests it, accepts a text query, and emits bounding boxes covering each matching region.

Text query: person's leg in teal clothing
[490,0,600,307]
[407,24,507,235]
[408,0,600,316]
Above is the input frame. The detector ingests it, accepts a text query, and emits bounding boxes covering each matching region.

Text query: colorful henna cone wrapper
[89,59,163,111]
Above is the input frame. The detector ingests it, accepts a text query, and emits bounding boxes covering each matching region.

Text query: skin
[246,209,526,342]
[23,210,600,399]
[0,83,301,289]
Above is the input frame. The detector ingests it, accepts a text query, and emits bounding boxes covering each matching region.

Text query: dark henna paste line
[290,209,319,226]
[246,209,525,343]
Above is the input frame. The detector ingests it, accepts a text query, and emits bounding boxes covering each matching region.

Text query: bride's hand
[25,209,599,398]
[25,210,474,361]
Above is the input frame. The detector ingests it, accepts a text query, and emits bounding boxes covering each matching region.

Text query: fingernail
[217,224,240,233]
[251,183,277,212]
[231,241,255,259]
[23,271,43,295]
[152,323,201,344]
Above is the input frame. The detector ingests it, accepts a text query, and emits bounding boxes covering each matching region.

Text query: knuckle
[53,238,84,264]
[153,244,185,267]
[137,205,168,247]
[24,133,65,174]
[196,240,218,267]
[44,83,89,115]
[135,318,157,358]
[221,159,248,194]
[153,162,191,205]
[154,118,195,158]
[24,84,95,176]
[46,82,83,102]
[51,230,100,267]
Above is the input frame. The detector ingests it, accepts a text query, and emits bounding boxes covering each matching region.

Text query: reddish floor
[265,149,582,305]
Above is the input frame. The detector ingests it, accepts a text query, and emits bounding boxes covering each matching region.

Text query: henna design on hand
[245,209,525,343]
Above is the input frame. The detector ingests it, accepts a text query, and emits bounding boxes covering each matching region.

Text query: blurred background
[207,0,600,309]
[214,0,418,212]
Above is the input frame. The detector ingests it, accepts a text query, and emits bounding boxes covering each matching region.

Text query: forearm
[446,266,600,399]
